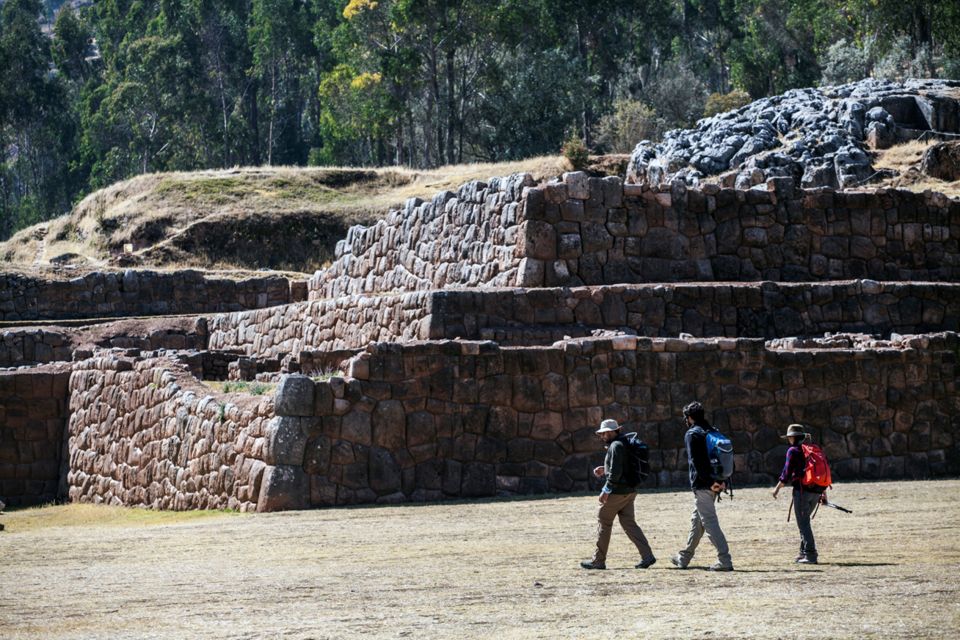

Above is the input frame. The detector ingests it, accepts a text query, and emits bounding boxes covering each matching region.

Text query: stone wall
[303,172,960,297]
[204,280,960,357]
[0,318,209,368]
[263,335,960,507]
[0,364,71,506]
[0,270,300,322]
[66,354,273,511]
[520,174,960,286]
[433,280,960,343]
[0,329,74,368]
[207,291,435,358]
[307,174,534,298]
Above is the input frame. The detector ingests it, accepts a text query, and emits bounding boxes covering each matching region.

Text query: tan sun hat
[596,419,621,434]
[781,424,807,438]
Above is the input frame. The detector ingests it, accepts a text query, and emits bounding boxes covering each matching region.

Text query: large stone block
[264,416,307,466]
[257,464,308,512]
[274,375,315,417]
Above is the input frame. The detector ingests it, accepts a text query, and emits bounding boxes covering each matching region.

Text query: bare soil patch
[2,480,958,639]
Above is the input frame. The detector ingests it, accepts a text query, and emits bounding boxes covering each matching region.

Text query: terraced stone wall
[0,270,299,322]
[66,355,273,511]
[433,281,960,344]
[207,291,435,358]
[205,280,960,358]
[307,174,534,298]
[304,172,959,297]
[0,320,209,368]
[264,335,960,508]
[520,174,960,286]
[0,364,71,506]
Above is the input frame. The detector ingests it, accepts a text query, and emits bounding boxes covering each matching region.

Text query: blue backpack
[705,428,734,482]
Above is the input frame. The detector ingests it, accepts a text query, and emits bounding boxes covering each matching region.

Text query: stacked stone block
[259,335,959,507]
[66,354,273,511]
[307,174,535,298]
[0,364,71,506]
[0,270,299,322]
[206,280,960,357]
[207,291,435,357]
[519,175,960,287]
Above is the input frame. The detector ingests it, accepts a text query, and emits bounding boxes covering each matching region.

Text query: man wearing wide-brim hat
[772,423,826,564]
[580,419,656,570]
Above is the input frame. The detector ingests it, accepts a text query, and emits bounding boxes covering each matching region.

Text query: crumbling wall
[0,364,71,506]
[66,354,273,510]
[258,335,960,508]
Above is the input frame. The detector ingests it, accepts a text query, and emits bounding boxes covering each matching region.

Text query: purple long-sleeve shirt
[779,445,805,486]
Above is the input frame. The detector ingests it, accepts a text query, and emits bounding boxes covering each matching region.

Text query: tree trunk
[445,47,456,165]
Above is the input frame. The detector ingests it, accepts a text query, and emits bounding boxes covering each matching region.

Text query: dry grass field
[2,480,959,639]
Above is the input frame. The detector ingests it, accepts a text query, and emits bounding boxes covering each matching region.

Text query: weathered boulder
[919,141,960,181]
[626,78,960,188]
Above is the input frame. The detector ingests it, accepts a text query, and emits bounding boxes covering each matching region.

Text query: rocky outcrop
[627,78,960,189]
[920,141,960,181]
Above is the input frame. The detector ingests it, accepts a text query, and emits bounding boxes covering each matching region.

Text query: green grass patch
[205,380,277,395]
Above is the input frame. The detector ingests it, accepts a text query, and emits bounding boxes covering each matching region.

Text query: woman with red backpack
[772,424,830,565]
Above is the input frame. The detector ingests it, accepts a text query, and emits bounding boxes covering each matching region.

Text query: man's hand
[772,486,780,499]
[711,481,726,493]
[599,492,609,505]
[592,465,605,478]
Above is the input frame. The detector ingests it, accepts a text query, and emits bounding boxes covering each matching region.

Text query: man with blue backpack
[671,401,735,572]
[580,418,657,571]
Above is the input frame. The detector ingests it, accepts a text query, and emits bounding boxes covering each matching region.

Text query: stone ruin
[2,170,959,511]
[627,78,960,189]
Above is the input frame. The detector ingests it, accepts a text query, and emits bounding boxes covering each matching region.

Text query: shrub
[643,60,707,128]
[561,135,589,170]
[594,100,665,153]
[874,35,933,81]
[703,90,752,118]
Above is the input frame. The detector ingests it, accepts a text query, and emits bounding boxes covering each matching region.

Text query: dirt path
[2,480,959,639]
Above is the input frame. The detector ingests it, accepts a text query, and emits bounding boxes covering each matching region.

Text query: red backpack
[801,443,832,489]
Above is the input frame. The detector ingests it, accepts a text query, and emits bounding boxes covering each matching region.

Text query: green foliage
[4,0,960,242]
[561,135,589,171]
[644,60,708,128]
[703,90,752,118]
[820,38,874,85]
[594,100,664,153]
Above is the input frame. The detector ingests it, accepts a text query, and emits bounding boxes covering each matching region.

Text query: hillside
[0,157,575,273]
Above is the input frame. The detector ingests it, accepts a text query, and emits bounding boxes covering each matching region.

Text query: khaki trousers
[591,492,654,565]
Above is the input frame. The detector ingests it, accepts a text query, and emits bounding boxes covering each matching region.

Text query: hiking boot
[580,561,606,570]
[796,556,818,565]
[635,556,657,569]
[669,554,689,569]
[708,562,734,571]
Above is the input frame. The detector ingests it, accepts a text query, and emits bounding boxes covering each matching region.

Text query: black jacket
[685,423,715,490]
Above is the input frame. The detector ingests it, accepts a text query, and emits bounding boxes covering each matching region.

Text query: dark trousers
[793,488,820,560]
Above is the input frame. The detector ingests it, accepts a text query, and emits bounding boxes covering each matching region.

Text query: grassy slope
[871,139,960,196]
[2,480,958,639]
[0,157,570,273]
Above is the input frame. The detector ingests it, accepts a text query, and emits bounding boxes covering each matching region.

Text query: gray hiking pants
[677,489,732,568]
[793,488,820,560]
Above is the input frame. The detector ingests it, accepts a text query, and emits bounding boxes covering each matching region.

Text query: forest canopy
[1,0,959,239]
